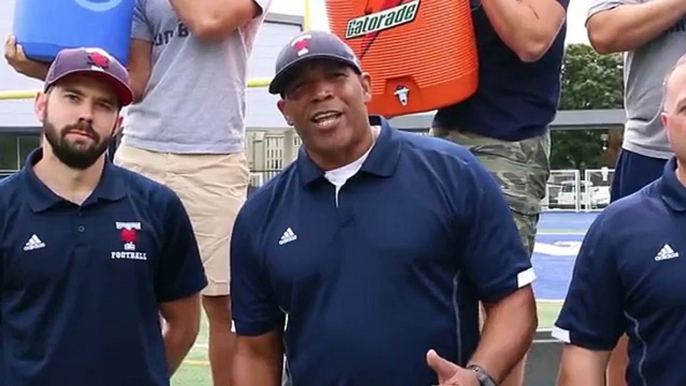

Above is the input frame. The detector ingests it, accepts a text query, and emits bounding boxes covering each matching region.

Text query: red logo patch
[120,228,137,243]
[294,39,309,53]
[87,52,110,69]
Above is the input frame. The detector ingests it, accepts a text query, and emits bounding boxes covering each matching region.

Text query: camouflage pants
[430,128,551,256]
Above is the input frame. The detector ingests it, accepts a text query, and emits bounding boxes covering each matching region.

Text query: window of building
[0,136,18,172]
[0,134,41,174]
[19,136,40,167]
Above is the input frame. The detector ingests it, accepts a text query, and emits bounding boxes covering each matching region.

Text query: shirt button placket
[75,210,88,255]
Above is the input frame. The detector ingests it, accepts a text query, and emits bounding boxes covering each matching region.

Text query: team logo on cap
[291,34,312,57]
[85,48,111,71]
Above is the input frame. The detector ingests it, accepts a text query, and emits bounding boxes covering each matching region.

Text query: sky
[268,0,592,45]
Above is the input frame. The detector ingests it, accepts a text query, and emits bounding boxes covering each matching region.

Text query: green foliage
[551,44,624,170]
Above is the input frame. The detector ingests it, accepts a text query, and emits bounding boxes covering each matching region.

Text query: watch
[466,364,497,386]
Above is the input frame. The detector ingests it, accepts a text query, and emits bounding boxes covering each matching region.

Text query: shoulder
[395,130,476,168]
[0,172,23,196]
[236,163,298,229]
[588,181,664,241]
[0,173,22,221]
[0,172,28,209]
[393,129,492,186]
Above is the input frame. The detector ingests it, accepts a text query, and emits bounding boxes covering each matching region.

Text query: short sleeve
[552,215,625,351]
[131,0,153,41]
[253,0,274,16]
[230,210,285,336]
[155,190,207,303]
[587,0,635,21]
[459,158,535,303]
[555,0,571,11]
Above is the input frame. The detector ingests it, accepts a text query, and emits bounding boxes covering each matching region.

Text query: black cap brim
[268,54,362,95]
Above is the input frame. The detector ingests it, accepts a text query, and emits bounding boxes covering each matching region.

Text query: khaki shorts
[113,143,250,296]
[430,128,550,256]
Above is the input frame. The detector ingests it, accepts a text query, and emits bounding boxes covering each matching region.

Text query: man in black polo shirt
[0,47,207,385]
[230,30,537,386]
[553,55,686,385]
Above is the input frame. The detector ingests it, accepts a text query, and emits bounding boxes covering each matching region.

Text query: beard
[43,118,114,170]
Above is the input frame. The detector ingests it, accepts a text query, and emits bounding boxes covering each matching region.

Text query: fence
[244,129,614,212]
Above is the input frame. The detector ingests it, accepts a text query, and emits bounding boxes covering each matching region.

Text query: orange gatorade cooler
[325,0,479,117]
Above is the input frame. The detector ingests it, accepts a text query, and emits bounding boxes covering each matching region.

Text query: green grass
[171,315,211,386]
[171,300,564,385]
[537,300,563,330]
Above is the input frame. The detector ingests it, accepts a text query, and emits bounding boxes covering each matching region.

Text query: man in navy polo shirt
[0,47,207,385]
[553,55,686,385]
[430,3,569,384]
[230,30,537,386]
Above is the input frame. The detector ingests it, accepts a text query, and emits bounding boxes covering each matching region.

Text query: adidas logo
[278,227,297,246]
[23,234,46,251]
[655,244,679,261]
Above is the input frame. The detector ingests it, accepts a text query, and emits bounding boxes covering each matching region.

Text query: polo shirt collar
[297,115,402,186]
[660,157,686,212]
[22,148,126,212]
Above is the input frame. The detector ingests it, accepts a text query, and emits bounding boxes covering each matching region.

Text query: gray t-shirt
[122,0,271,154]
[588,0,686,159]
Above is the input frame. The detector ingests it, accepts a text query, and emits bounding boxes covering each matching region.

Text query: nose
[310,80,334,103]
[76,102,96,123]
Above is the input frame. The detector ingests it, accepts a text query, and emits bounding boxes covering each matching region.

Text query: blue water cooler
[13,0,135,65]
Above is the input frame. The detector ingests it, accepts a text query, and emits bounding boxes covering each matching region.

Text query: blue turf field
[532,211,599,301]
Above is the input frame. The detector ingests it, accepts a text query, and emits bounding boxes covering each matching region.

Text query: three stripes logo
[279,228,298,246]
[654,244,679,261]
[23,234,46,251]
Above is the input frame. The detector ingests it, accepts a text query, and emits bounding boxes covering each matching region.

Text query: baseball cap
[44,47,134,107]
[268,30,363,95]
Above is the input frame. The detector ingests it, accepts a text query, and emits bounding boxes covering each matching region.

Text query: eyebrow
[62,87,117,106]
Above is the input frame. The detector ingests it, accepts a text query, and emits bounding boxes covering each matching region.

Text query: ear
[662,113,673,143]
[34,91,48,123]
[360,72,372,104]
[113,115,124,137]
[277,99,294,126]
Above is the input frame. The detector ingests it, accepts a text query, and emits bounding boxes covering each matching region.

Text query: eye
[97,102,115,111]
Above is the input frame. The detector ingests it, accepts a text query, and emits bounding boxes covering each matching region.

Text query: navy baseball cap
[268,30,363,95]
[44,47,134,107]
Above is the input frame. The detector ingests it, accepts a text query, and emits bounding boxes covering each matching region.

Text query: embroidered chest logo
[112,222,147,261]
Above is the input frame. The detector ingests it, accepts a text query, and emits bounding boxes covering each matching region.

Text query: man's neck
[33,150,105,206]
[677,162,686,189]
[313,124,376,171]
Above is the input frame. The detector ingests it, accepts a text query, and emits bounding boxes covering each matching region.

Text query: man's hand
[427,349,479,386]
[3,35,49,80]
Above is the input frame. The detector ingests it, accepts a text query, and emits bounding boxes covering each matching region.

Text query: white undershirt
[324,126,381,207]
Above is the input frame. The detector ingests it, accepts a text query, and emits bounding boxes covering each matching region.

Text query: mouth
[310,111,343,129]
[66,130,95,140]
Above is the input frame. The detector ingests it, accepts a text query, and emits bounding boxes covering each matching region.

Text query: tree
[551,44,624,170]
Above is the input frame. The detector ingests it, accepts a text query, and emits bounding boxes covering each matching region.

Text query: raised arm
[586,0,686,54]
[480,0,568,62]
[3,35,49,81]
[168,0,269,41]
